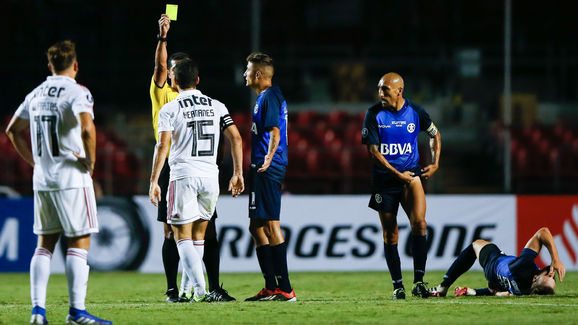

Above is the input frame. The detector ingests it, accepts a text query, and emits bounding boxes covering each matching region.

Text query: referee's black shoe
[208,285,236,302]
[165,288,180,303]
[392,287,406,300]
[411,282,430,298]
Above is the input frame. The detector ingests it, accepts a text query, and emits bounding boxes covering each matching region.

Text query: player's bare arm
[153,14,171,87]
[224,124,245,196]
[367,144,414,184]
[257,126,280,173]
[421,130,441,179]
[74,112,96,175]
[5,116,34,167]
[149,130,171,206]
[524,227,565,281]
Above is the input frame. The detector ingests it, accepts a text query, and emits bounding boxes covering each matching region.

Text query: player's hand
[228,174,245,197]
[74,153,94,176]
[159,14,170,37]
[257,155,272,173]
[421,164,439,180]
[149,182,162,207]
[398,170,415,184]
[550,259,566,282]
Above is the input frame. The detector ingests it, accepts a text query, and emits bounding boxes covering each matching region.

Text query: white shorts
[166,176,219,225]
[34,187,99,237]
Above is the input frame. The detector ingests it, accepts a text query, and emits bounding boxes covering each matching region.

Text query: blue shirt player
[362,73,441,300]
[243,52,295,302]
[430,227,566,297]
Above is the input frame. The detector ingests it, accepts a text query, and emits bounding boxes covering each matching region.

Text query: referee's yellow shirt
[150,77,178,143]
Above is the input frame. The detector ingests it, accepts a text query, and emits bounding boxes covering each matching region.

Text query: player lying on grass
[430,227,565,297]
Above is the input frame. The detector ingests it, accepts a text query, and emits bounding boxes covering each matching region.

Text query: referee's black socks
[411,234,427,283]
[384,243,404,289]
[441,243,476,288]
[162,237,180,292]
[203,236,220,292]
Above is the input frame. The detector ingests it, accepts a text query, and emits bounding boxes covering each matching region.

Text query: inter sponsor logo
[380,143,412,155]
[178,95,213,108]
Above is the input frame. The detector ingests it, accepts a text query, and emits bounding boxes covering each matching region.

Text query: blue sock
[271,242,292,293]
[384,243,403,289]
[411,234,427,283]
[441,244,476,288]
[256,245,277,290]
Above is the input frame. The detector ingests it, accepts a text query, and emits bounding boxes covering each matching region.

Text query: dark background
[1,0,577,195]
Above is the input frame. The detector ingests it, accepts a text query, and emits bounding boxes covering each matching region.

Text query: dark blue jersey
[490,249,540,295]
[361,99,437,174]
[251,86,288,168]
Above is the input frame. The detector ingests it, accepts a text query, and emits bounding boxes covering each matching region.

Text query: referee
[150,14,234,302]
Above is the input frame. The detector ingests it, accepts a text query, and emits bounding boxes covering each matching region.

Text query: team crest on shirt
[407,123,416,133]
[375,194,382,203]
[253,103,259,114]
[362,128,368,138]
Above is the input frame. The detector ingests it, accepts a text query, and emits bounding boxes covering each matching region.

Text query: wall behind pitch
[136,195,517,272]
[8,195,578,273]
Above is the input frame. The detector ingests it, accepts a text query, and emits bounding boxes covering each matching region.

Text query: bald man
[361,73,441,299]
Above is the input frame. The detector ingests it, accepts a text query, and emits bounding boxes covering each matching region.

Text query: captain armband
[220,114,235,130]
[426,123,438,137]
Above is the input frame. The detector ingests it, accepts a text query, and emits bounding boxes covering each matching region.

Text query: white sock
[176,239,206,297]
[193,240,205,261]
[65,248,89,310]
[30,247,52,308]
[180,270,192,296]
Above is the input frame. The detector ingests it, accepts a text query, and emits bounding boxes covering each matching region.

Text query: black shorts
[368,167,421,215]
[248,165,283,220]
[157,161,218,223]
[157,160,170,223]
[479,244,505,281]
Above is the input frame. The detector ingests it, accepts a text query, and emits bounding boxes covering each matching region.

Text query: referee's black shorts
[156,160,219,223]
[157,160,171,222]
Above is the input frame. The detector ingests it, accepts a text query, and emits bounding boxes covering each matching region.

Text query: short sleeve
[157,103,174,134]
[361,109,380,145]
[14,99,30,120]
[509,248,538,275]
[263,92,281,129]
[71,87,94,118]
[415,105,437,138]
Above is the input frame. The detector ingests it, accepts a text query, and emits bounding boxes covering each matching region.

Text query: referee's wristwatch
[157,34,167,42]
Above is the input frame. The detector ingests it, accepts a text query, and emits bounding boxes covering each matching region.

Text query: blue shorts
[248,164,285,220]
[368,166,421,215]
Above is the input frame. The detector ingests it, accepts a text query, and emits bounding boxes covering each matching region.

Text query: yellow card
[166,4,178,21]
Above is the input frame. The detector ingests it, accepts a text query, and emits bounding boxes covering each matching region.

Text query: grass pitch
[0,271,576,324]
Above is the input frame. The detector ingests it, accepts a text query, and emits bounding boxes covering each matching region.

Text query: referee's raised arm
[153,14,170,87]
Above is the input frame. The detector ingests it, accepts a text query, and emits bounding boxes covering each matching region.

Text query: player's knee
[411,220,427,234]
[472,239,489,246]
[163,229,174,239]
[383,232,399,245]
